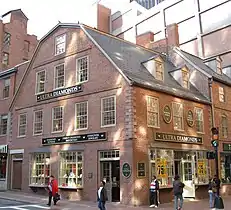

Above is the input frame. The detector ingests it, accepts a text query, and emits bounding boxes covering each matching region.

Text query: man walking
[97,180,108,210]
[149,175,159,208]
[47,175,59,206]
[173,175,185,210]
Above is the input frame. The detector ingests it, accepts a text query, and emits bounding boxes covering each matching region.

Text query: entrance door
[182,161,195,198]
[100,161,120,202]
[12,160,22,190]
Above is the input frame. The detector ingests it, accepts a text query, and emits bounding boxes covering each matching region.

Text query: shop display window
[59,151,83,188]
[195,151,209,185]
[0,155,7,179]
[30,153,50,186]
[221,153,231,183]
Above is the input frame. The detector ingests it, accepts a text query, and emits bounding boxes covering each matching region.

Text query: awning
[0,145,8,154]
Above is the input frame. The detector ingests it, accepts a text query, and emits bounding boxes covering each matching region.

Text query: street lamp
[211,127,224,209]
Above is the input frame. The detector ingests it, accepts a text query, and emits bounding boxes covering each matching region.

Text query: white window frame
[55,34,66,55]
[3,78,10,99]
[35,70,46,94]
[147,96,160,128]
[18,113,27,137]
[101,95,116,127]
[0,115,8,136]
[155,60,164,81]
[182,69,189,89]
[52,106,64,133]
[195,107,204,133]
[54,63,65,90]
[75,101,88,131]
[221,114,228,138]
[172,102,184,131]
[76,56,89,84]
[33,110,43,135]
[219,86,225,102]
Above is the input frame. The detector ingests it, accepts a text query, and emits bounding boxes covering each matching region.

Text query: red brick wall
[97,4,111,33]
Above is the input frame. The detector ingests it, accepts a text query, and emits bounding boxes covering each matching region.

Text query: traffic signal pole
[214,146,220,196]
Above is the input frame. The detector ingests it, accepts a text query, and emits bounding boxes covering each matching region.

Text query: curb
[0,196,39,204]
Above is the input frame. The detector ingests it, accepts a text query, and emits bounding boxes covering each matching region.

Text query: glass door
[182,161,195,198]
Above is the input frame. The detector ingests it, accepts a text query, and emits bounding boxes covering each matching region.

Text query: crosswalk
[0,204,50,210]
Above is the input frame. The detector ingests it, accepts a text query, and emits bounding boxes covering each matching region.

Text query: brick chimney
[166,23,179,47]
[97,4,111,33]
[136,31,154,48]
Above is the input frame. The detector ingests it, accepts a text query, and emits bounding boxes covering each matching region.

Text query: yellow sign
[157,159,167,178]
[197,161,206,175]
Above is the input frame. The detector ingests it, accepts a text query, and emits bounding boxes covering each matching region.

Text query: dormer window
[155,60,164,81]
[182,68,189,89]
[216,56,222,74]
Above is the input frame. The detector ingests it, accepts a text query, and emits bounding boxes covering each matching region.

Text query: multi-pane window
[52,106,63,132]
[59,152,83,188]
[75,102,88,130]
[3,32,11,46]
[172,102,183,130]
[33,110,43,135]
[0,115,8,135]
[77,56,89,83]
[216,56,222,74]
[101,96,116,127]
[155,61,164,81]
[55,34,66,55]
[147,96,159,127]
[36,70,46,94]
[3,78,10,98]
[221,115,228,138]
[2,52,9,66]
[182,69,189,89]
[219,86,225,102]
[195,108,204,133]
[30,153,50,186]
[18,114,27,137]
[54,64,65,89]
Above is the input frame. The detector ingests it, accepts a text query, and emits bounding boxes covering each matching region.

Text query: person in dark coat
[208,177,214,208]
[173,175,185,210]
[97,180,108,210]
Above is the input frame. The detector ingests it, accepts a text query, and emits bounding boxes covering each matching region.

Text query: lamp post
[211,127,224,209]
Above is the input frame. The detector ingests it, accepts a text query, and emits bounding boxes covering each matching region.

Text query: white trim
[51,106,64,133]
[54,33,66,56]
[74,101,88,131]
[10,149,24,154]
[35,70,46,95]
[17,113,27,138]
[76,55,89,84]
[146,96,160,128]
[194,107,204,134]
[33,110,43,136]
[53,63,65,90]
[172,102,184,131]
[101,95,116,128]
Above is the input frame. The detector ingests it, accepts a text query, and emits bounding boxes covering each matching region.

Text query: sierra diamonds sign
[36,85,82,102]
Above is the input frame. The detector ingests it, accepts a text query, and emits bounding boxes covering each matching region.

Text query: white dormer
[181,66,189,89]
[143,56,164,81]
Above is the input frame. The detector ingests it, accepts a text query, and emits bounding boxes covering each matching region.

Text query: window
[30,153,50,186]
[59,151,83,188]
[55,34,66,55]
[216,57,222,74]
[36,71,46,94]
[3,78,10,98]
[155,61,164,81]
[172,102,183,130]
[33,110,43,135]
[75,102,88,130]
[0,155,7,179]
[219,86,225,102]
[24,40,30,52]
[221,153,231,184]
[54,64,65,89]
[101,96,116,127]
[0,115,8,135]
[77,56,89,83]
[18,114,27,137]
[195,108,204,133]
[3,32,11,46]
[2,52,9,66]
[182,69,189,89]
[52,106,63,132]
[147,96,159,127]
[221,115,228,138]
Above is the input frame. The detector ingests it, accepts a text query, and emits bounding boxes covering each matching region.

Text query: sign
[186,110,194,127]
[157,158,167,178]
[137,162,146,178]
[37,85,82,102]
[197,161,206,175]
[0,145,8,154]
[155,132,203,144]
[163,105,172,124]
[42,132,107,145]
[122,163,131,178]
[223,143,231,152]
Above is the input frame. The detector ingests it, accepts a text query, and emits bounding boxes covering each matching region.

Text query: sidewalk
[0,190,230,209]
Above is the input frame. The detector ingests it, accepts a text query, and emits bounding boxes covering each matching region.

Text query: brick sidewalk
[0,191,230,209]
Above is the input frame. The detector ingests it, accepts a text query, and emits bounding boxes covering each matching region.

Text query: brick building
[5,22,215,205]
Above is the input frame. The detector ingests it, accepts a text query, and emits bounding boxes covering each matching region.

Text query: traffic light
[206,151,215,159]
[211,127,219,140]
[211,139,219,147]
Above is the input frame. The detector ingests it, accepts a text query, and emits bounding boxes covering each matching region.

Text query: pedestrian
[208,177,214,209]
[97,180,108,210]
[212,174,221,197]
[47,175,59,206]
[173,175,185,210]
[149,175,159,208]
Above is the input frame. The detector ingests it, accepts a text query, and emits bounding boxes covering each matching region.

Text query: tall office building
[130,0,165,9]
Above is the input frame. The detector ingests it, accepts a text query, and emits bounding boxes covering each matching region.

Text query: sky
[0,0,128,39]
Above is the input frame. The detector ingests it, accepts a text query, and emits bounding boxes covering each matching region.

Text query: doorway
[12,160,22,190]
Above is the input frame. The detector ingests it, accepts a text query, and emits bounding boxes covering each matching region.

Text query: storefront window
[221,153,231,183]
[59,151,83,188]
[195,151,209,184]
[30,153,50,186]
[0,155,7,179]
